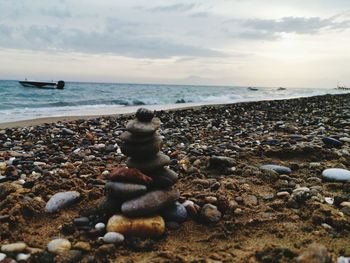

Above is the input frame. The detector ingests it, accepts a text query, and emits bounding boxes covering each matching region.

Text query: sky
[0,0,349,87]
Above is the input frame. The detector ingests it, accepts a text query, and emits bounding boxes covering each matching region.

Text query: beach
[1,93,350,262]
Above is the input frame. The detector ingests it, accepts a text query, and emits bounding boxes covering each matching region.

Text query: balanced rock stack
[104,108,185,238]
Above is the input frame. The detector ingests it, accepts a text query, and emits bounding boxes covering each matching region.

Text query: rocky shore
[0,93,350,262]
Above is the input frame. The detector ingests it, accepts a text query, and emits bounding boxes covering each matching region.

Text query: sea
[0,80,348,123]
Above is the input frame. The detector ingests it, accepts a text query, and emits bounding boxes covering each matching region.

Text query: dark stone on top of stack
[135,108,155,122]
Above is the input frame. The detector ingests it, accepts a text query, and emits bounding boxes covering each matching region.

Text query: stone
[126,118,161,135]
[73,242,91,252]
[162,202,187,223]
[338,257,350,263]
[297,243,330,263]
[55,250,83,263]
[120,131,155,144]
[260,164,292,175]
[95,223,105,231]
[102,232,125,244]
[127,153,170,172]
[62,128,75,135]
[16,253,31,261]
[46,191,81,213]
[106,215,165,237]
[73,217,90,227]
[200,204,222,224]
[207,156,235,173]
[47,238,71,254]
[135,108,154,122]
[106,167,153,185]
[0,253,5,261]
[321,168,350,182]
[121,189,180,217]
[105,182,147,199]
[151,167,178,188]
[322,137,342,148]
[1,242,27,253]
[121,136,162,160]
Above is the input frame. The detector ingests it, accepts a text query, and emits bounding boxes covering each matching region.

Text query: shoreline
[1,93,348,129]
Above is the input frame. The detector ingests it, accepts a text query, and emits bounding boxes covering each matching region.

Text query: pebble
[106,167,153,185]
[16,253,31,261]
[102,232,125,244]
[107,214,165,237]
[105,181,147,199]
[73,242,91,252]
[200,204,222,223]
[321,168,350,182]
[322,137,343,148]
[0,253,6,261]
[95,222,106,230]
[324,197,334,205]
[276,191,290,198]
[151,167,178,188]
[121,189,180,217]
[1,242,27,253]
[127,153,171,172]
[260,164,292,175]
[162,202,187,223]
[297,243,330,263]
[126,118,161,135]
[47,238,72,254]
[46,191,81,212]
[338,257,350,263]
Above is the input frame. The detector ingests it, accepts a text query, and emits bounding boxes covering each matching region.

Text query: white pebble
[0,253,6,261]
[324,197,334,205]
[1,242,27,253]
[47,238,71,254]
[95,222,105,230]
[103,232,124,244]
[17,253,31,261]
[338,256,350,263]
[17,179,26,185]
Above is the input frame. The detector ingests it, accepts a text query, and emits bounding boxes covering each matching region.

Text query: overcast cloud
[0,0,349,87]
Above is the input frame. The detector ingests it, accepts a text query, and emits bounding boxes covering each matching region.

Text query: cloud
[40,6,71,18]
[140,3,197,13]
[225,15,350,40]
[0,23,225,59]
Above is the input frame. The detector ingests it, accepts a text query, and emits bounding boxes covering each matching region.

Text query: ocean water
[0,80,348,123]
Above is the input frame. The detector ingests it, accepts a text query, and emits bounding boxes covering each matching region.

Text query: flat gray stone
[260,164,291,175]
[127,153,170,172]
[46,191,81,213]
[121,189,180,217]
[321,168,350,182]
[105,182,147,199]
[121,135,162,160]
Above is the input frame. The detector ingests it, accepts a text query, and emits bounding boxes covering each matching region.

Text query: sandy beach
[1,93,350,262]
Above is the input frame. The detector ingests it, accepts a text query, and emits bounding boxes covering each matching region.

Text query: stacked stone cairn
[104,108,187,238]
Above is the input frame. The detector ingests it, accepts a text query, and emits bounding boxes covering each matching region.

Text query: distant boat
[337,82,350,90]
[19,80,65,89]
[247,87,258,91]
[277,87,286,91]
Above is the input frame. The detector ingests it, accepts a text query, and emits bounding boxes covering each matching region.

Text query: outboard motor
[57,80,65,89]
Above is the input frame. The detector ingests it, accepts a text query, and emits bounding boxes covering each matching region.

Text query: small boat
[247,87,258,91]
[19,80,65,89]
[277,87,286,91]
